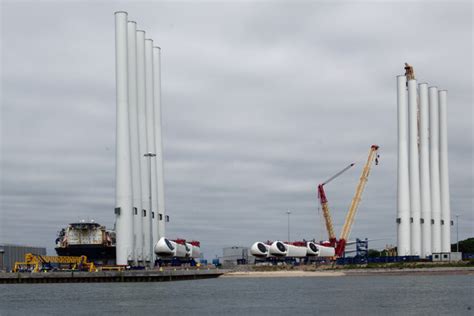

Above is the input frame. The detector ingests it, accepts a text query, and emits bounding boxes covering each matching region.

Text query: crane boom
[335,145,379,257]
[317,163,355,245]
[323,163,355,186]
[317,193,337,245]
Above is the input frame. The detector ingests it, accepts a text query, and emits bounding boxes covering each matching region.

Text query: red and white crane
[317,163,355,247]
[317,145,380,257]
[250,145,380,260]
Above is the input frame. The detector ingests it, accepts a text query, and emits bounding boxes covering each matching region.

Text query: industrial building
[396,65,452,258]
[222,246,255,266]
[0,244,46,272]
[432,252,462,262]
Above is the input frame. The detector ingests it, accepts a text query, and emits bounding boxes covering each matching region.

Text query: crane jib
[322,163,355,186]
[336,145,380,257]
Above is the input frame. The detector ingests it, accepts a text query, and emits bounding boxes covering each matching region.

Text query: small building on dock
[222,246,255,266]
[0,244,46,272]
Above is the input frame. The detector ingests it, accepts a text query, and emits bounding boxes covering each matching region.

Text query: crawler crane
[316,145,380,257]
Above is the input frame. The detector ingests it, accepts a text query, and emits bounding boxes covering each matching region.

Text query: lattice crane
[317,163,355,247]
[335,145,380,257]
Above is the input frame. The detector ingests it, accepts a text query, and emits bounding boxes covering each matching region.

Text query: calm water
[0,275,472,315]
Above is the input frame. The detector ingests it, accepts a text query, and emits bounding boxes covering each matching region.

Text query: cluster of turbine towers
[396,68,452,258]
[114,11,166,266]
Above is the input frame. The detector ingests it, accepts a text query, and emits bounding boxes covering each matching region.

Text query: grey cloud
[1,1,472,258]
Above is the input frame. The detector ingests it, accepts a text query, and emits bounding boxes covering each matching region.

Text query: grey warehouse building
[222,246,255,266]
[0,244,47,272]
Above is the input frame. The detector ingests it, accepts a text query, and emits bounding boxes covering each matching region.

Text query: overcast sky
[1,0,472,258]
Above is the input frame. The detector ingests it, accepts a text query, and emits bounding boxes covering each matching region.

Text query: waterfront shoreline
[1,267,472,283]
[222,271,345,277]
[222,267,474,278]
[0,269,227,284]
